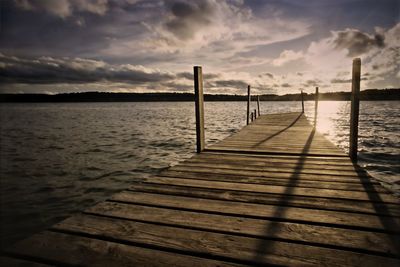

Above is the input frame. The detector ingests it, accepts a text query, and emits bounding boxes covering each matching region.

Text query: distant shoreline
[0,89,399,102]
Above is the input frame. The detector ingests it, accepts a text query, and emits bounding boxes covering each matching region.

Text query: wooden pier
[2,112,400,266]
[2,59,400,266]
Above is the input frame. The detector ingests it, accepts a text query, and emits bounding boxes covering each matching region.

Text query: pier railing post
[194,66,205,153]
[301,90,304,113]
[246,85,251,125]
[350,58,361,162]
[314,87,319,127]
[257,96,260,116]
[254,109,257,119]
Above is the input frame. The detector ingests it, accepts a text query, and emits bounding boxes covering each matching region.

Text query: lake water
[0,101,399,248]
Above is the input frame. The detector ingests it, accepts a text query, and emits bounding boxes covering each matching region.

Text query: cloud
[164,1,216,40]
[4,0,312,72]
[331,77,368,84]
[213,79,248,89]
[139,0,311,63]
[3,1,399,93]
[0,53,251,94]
[13,0,109,18]
[259,72,274,79]
[303,79,321,87]
[0,53,174,84]
[272,50,304,66]
[333,28,385,57]
[281,83,291,87]
[176,72,220,80]
[330,78,351,84]
[273,23,400,91]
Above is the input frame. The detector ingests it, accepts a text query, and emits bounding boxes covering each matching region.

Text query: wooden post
[246,85,251,125]
[194,66,205,153]
[350,58,361,162]
[301,90,304,113]
[314,87,319,127]
[257,96,260,116]
[251,112,254,122]
[254,109,257,119]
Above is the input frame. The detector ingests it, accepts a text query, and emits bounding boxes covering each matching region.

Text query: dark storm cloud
[13,0,109,18]
[177,71,219,80]
[303,79,321,87]
[164,0,215,40]
[176,72,193,80]
[204,73,220,80]
[331,77,367,84]
[213,79,248,89]
[330,78,351,84]
[161,81,191,91]
[259,72,274,79]
[0,0,158,61]
[0,54,175,84]
[333,28,385,57]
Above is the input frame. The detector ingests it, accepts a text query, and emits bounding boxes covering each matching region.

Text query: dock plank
[128,182,400,216]
[49,213,399,266]
[6,231,246,267]
[110,191,400,233]
[81,202,400,256]
[150,176,398,203]
[5,112,399,266]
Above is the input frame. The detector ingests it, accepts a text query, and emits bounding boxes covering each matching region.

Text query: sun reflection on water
[305,101,350,151]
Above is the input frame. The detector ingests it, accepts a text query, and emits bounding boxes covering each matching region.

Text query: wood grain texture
[0,257,51,267]
[5,112,399,266]
[128,182,400,216]
[6,231,246,267]
[81,202,400,256]
[110,190,400,233]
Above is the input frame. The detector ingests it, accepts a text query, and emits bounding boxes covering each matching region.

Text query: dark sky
[0,0,399,94]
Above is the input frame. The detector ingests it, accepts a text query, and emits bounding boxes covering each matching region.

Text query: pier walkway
[2,112,400,266]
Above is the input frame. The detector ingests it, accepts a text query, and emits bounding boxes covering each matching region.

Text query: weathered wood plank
[207,147,347,157]
[188,153,365,170]
[208,113,347,156]
[174,161,371,178]
[6,111,399,265]
[83,204,400,258]
[199,151,356,164]
[164,164,376,181]
[110,191,400,232]
[161,169,378,185]
[52,213,400,264]
[6,231,246,267]
[129,182,400,216]
[149,176,398,203]
[0,257,51,267]
[158,171,386,192]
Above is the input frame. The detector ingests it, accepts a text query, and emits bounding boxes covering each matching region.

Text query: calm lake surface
[1,101,399,247]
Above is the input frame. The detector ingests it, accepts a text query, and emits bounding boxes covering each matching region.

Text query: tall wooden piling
[301,90,304,113]
[257,96,260,116]
[194,66,205,153]
[314,87,319,127]
[350,58,361,162]
[246,85,251,125]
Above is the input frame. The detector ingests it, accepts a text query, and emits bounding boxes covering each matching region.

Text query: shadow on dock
[251,113,303,148]
[254,128,315,262]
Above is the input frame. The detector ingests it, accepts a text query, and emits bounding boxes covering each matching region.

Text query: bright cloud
[272,50,304,66]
